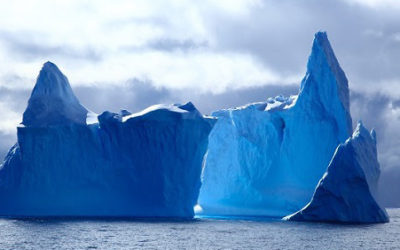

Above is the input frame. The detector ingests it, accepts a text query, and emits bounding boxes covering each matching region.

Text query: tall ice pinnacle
[22,62,89,127]
[298,31,352,135]
[198,31,355,218]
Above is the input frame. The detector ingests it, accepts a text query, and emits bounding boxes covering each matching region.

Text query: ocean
[0,208,398,249]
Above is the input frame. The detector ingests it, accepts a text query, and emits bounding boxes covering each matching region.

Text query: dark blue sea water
[0,209,398,249]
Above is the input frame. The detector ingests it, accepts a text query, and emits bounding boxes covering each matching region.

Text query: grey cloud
[204,0,400,83]
[0,31,102,62]
[0,131,16,162]
[0,87,28,160]
[109,15,209,53]
[120,39,209,53]
[350,91,391,132]
[147,39,208,52]
[392,99,400,108]
[76,78,298,116]
[0,87,30,111]
[379,167,400,207]
[75,79,173,114]
[106,16,169,29]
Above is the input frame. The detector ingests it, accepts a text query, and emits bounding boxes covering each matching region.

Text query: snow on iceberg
[284,122,389,223]
[0,62,215,218]
[198,32,353,217]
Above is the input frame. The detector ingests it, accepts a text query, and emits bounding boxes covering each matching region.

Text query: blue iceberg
[284,122,389,223]
[0,62,215,218]
[198,32,353,217]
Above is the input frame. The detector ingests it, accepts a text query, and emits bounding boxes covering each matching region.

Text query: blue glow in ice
[198,32,353,217]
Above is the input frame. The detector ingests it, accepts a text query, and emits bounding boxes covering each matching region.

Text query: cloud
[343,0,400,8]
[0,131,16,161]
[0,0,399,97]
[75,79,173,114]
[0,99,21,160]
[0,31,102,62]
[146,39,209,52]
[0,87,29,133]
[0,0,299,93]
[1,0,398,99]
[76,79,299,115]
[379,167,400,207]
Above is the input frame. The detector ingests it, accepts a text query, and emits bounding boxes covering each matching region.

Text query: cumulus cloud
[343,0,400,8]
[0,31,102,62]
[0,0,399,96]
[0,0,296,93]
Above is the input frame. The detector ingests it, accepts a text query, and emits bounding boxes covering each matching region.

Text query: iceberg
[198,32,353,217]
[284,122,389,223]
[0,62,215,218]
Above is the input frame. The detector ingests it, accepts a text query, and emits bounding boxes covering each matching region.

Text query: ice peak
[178,102,197,112]
[22,62,89,127]
[42,61,59,70]
[313,31,329,50]
[299,31,352,135]
[311,32,350,112]
[312,31,342,69]
[30,61,77,100]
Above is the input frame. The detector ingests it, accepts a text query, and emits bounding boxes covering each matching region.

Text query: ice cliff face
[198,32,353,217]
[0,63,215,218]
[284,122,389,223]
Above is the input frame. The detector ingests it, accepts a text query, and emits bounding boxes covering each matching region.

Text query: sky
[0,0,399,205]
